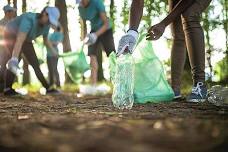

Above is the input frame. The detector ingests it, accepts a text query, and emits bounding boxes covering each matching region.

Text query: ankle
[193,81,206,86]
[4,87,12,92]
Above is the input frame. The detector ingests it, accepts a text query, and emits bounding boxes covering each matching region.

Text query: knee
[181,10,201,30]
[171,28,185,42]
[172,32,185,42]
[181,4,201,21]
[170,23,185,42]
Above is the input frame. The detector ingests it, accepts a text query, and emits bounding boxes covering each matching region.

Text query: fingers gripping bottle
[112,53,135,110]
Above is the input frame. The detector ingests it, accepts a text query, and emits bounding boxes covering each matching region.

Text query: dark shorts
[88,29,115,57]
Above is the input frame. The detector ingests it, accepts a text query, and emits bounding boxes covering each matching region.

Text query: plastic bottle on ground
[208,85,228,106]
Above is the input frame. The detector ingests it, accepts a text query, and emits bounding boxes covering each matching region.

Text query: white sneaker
[96,84,111,95]
[79,85,97,95]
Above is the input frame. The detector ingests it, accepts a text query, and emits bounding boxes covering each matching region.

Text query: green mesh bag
[60,45,90,84]
[109,34,174,103]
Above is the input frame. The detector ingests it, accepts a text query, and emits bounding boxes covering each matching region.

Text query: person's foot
[79,85,97,95]
[46,88,60,95]
[4,88,20,96]
[187,82,207,103]
[0,83,4,93]
[0,88,3,94]
[96,84,111,95]
[173,90,182,100]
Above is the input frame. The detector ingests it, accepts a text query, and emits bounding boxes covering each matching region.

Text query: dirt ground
[0,92,228,152]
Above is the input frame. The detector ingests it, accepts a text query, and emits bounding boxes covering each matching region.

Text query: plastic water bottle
[208,85,228,106]
[112,53,135,110]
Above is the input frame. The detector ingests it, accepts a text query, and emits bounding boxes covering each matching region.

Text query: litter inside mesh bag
[109,34,174,103]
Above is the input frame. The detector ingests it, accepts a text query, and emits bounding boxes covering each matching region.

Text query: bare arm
[161,0,195,26]
[129,0,144,31]
[147,0,195,40]
[116,0,144,56]
[95,12,109,37]
[12,32,27,58]
[83,13,108,45]
[43,36,58,56]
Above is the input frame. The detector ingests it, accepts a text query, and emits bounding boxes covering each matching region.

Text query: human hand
[6,57,19,75]
[84,33,98,46]
[116,30,138,57]
[146,22,166,41]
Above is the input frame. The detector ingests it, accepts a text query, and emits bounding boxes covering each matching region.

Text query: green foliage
[201,0,227,81]
[143,0,168,27]
[121,0,129,31]
[109,0,116,31]
[214,56,228,82]
[142,0,227,84]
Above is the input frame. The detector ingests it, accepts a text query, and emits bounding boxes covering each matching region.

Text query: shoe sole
[4,94,23,98]
[187,99,206,103]
[174,95,182,99]
[46,92,60,95]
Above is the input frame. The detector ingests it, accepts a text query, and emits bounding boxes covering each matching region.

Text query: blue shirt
[47,31,64,57]
[6,12,50,41]
[78,0,111,32]
[48,31,64,43]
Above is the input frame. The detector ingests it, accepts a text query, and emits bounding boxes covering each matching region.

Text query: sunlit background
[0,0,227,89]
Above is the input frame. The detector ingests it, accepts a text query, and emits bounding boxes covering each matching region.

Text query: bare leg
[90,55,98,85]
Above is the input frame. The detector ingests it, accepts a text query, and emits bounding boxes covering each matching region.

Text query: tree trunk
[55,0,72,52]
[22,0,26,12]
[13,0,17,8]
[224,0,228,56]
[55,0,72,83]
[79,18,87,41]
[110,0,115,31]
[7,0,18,10]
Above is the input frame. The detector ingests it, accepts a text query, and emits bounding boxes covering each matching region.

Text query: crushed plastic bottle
[207,85,228,106]
[112,53,135,110]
